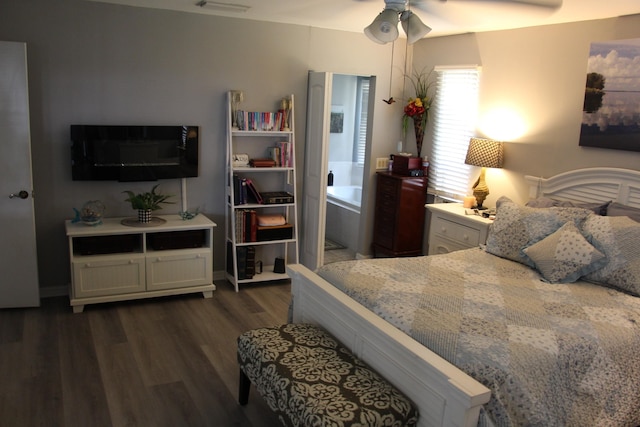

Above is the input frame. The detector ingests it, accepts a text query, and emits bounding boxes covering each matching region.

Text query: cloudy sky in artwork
[587,38,640,92]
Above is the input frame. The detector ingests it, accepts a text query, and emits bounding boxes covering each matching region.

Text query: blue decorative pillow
[526,197,610,216]
[522,221,606,283]
[486,196,594,267]
[581,215,640,296]
[607,202,640,223]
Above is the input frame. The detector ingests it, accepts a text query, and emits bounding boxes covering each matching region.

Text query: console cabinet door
[72,256,146,298]
[146,250,212,291]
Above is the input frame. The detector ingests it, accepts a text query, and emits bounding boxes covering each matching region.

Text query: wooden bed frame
[288,167,640,427]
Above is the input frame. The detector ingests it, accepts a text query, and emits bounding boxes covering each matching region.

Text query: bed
[288,167,640,427]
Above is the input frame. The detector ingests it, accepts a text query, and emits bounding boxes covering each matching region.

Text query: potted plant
[123,184,174,223]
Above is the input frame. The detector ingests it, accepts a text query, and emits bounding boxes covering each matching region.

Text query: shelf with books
[225,91,299,291]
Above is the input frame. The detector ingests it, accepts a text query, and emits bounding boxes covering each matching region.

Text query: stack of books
[235,110,288,131]
[267,141,293,167]
[227,242,255,280]
[232,175,262,205]
[235,209,258,243]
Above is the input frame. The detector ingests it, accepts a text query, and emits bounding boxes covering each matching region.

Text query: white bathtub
[326,185,362,213]
[326,185,361,252]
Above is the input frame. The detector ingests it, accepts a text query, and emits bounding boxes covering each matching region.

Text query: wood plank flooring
[0,280,291,427]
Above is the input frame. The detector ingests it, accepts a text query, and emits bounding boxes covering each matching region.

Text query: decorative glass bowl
[179,208,199,220]
[80,200,105,226]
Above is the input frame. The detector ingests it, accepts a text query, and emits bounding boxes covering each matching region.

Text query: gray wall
[2,0,639,294]
[1,0,404,293]
[412,15,640,207]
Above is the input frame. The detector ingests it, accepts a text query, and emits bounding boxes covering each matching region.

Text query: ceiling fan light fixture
[400,10,431,44]
[364,8,400,44]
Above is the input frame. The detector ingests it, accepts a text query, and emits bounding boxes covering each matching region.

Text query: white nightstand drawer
[432,216,481,247]
[426,203,492,255]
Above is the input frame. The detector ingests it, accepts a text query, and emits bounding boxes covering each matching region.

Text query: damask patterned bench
[237,323,419,427]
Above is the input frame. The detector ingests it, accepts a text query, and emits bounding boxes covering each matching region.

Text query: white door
[300,71,332,270]
[0,41,40,308]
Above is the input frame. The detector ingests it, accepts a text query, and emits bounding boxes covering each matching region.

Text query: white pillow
[523,221,606,283]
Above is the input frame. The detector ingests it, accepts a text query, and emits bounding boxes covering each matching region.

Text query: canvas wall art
[579,38,640,152]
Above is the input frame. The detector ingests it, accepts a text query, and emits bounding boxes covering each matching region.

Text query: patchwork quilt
[317,248,640,426]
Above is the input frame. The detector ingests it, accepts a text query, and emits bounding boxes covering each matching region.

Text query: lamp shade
[400,11,432,44]
[364,9,400,44]
[465,138,504,169]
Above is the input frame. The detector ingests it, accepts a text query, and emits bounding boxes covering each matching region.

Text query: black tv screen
[71,125,199,181]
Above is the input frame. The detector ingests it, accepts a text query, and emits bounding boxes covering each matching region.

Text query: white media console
[65,214,216,313]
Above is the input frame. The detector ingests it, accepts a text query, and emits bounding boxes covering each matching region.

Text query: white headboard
[524,167,640,208]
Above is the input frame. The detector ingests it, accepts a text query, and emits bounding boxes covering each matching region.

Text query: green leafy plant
[123,184,174,211]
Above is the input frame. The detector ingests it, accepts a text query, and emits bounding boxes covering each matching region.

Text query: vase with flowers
[402,68,435,158]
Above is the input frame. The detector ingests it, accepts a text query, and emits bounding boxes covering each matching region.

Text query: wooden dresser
[372,172,427,257]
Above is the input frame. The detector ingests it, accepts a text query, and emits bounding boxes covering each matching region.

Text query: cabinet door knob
[85,263,91,268]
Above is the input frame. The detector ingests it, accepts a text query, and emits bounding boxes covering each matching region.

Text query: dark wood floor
[0,280,291,427]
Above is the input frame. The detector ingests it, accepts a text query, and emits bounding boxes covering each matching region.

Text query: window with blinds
[354,77,370,165]
[428,66,481,201]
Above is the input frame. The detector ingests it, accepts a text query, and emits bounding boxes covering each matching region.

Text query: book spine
[250,210,257,242]
[236,246,247,280]
[235,210,243,242]
[245,246,255,279]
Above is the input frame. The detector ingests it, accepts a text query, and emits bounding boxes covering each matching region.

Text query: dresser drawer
[431,216,481,247]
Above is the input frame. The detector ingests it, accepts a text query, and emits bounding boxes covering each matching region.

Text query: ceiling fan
[364,0,563,44]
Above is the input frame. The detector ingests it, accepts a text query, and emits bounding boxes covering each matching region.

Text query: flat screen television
[71,125,199,181]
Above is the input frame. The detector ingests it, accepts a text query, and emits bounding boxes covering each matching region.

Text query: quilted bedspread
[316,248,640,427]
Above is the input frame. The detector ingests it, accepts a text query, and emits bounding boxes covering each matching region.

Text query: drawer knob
[441,226,447,233]
[463,234,469,241]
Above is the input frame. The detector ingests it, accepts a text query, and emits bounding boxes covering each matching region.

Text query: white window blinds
[355,77,370,165]
[428,66,481,200]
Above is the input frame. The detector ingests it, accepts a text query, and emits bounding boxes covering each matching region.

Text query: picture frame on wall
[330,107,344,134]
[579,38,640,152]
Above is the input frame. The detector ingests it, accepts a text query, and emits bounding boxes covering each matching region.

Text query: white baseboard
[40,285,69,298]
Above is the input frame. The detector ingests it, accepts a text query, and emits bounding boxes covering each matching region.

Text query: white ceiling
[86,0,640,38]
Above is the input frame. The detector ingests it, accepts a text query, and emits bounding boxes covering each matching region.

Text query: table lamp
[464,137,504,209]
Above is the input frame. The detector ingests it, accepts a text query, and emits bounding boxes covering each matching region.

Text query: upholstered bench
[237,323,419,427]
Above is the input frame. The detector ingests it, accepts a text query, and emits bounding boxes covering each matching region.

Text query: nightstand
[426,203,493,255]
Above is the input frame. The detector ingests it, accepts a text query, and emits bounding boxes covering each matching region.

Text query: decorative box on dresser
[426,203,493,255]
[372,171,427,257]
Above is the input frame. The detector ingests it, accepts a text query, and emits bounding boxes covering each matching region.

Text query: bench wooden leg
[238,367,251,405]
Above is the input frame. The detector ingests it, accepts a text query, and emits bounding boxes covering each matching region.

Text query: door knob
[9,190,29,199]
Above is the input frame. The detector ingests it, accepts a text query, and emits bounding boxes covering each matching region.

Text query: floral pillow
[522,221,606,283]
[485,196,594,267]
[581,215,640,296]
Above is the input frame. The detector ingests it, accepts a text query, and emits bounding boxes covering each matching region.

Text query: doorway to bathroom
[324,74,369,264]
[301,72,376,271]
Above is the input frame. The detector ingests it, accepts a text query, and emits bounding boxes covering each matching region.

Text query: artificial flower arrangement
[402,68,435,158]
